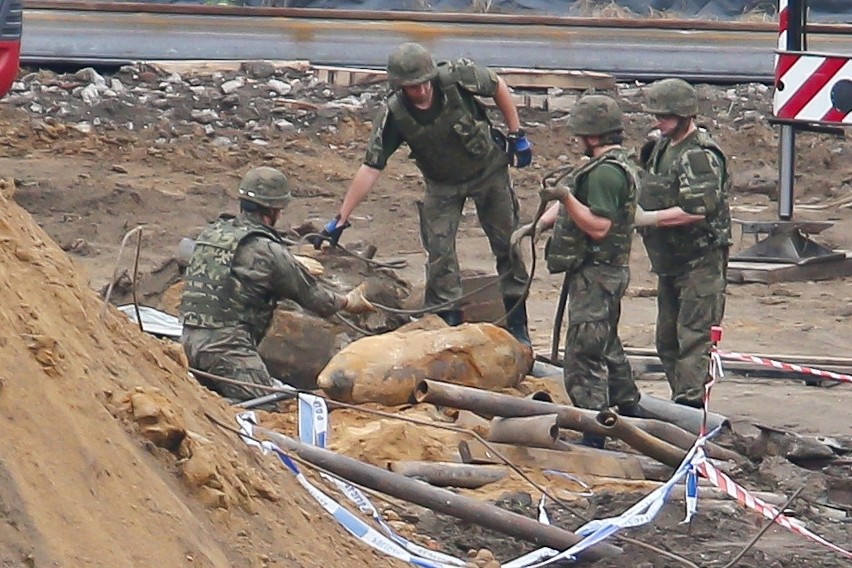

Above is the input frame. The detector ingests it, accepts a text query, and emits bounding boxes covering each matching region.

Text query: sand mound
[0,194,397,567]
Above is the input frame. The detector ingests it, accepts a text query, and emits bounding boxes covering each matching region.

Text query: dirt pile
[0,193,398,566]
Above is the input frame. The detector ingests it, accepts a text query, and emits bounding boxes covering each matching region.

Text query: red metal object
[710,326,723,343]
[0,0,22,98]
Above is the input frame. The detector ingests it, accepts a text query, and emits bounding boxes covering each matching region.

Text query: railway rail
[19,1,852,83]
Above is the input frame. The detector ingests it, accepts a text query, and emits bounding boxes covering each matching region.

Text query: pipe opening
[527,391,554,403]
[596,410,618,428]
[414,380,429,402]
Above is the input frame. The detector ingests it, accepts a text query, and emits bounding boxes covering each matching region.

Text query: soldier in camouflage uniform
[179,166,375,402]
[524,94,641,448]
[315,42,534,345]
[636,78,732,408]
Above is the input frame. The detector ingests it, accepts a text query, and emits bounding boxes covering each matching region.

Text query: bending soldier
[636,78,732,408]
[315,42,533,345]
[179,166,374,402]
[520,95,641,448]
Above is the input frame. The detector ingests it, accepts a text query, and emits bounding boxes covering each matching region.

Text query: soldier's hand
[309,215,350,250]
[510,222,544,251]
[342,283,375,314]
[538,185,571,204]
[507,130,532,168]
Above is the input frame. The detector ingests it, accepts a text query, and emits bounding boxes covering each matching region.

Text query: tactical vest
[180,214,283,341]
[638,129,732,274]
[387,63,506,184]
[546,148,638,274]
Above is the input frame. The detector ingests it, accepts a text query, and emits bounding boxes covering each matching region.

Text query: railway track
[19,1,852,83]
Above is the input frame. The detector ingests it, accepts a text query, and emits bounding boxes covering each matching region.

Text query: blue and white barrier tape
[238,400,723,568]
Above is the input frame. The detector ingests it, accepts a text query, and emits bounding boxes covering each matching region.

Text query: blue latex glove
[310,215,350,249]
[507,130,532,168]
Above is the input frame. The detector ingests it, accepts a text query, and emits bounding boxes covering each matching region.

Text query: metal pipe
[635,393,730,434]
[386,461,507,489]
[258,428,622,561]
[415,379,686,468]
[623,416,744,463]
[489,415,560,449]
[452,410,492,437]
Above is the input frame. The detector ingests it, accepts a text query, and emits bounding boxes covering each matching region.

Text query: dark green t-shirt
[575,162,630,221]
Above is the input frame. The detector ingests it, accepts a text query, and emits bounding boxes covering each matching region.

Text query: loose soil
[1,61,849,567]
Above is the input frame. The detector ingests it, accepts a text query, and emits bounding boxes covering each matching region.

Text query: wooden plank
[727,252,852,284]
[495,67,616,91]
[458,439,645,480]
[310,64,615,92]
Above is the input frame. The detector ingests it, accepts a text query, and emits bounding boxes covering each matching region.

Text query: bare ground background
[0,61,849,566]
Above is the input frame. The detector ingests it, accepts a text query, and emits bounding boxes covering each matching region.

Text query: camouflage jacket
[638,128,732,275]
[371,59,508,184]
[546,148,639,274]
[180,212,343,344]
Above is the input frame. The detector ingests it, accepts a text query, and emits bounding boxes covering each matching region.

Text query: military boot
[503,296,531,346]
[437,309,463,326]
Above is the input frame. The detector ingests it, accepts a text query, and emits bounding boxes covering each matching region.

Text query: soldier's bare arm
[493,76,522,132]
[338,164,381,225]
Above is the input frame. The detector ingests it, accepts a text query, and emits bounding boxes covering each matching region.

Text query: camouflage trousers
[563,264,639,412]
[181,324,278,402]
[655,247,728,407]
[419,166,529,309]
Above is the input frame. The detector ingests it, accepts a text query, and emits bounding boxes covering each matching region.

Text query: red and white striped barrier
[774,53,852,125]
[695,456,852,560]
[717,350,852,385]
[773,0,852,125]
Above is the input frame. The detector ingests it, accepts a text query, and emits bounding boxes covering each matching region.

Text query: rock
[274,119,295,131]
[241,61,276,79]
[72,122,93,134]
[75,67,106,87]
[128,389,186,452]
[191,109,219,124]
[220,78,244,95]
[80,84,100,105]
[221,94,240,108]
[317,321,533,405]
[267,79,292,96]
[0,177,16,200]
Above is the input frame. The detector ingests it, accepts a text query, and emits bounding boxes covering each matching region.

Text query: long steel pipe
[387,460,507,489]
[415,379,686,467]
[258,428,622,561]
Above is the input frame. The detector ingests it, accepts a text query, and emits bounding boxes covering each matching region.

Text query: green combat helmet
[237,166,292,209]
[387,42,438,90]
[567,94,624,136]
[644,78,698,117]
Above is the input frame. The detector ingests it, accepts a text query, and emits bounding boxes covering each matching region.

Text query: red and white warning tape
[694,456,852,560]
[717,350,852,385]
